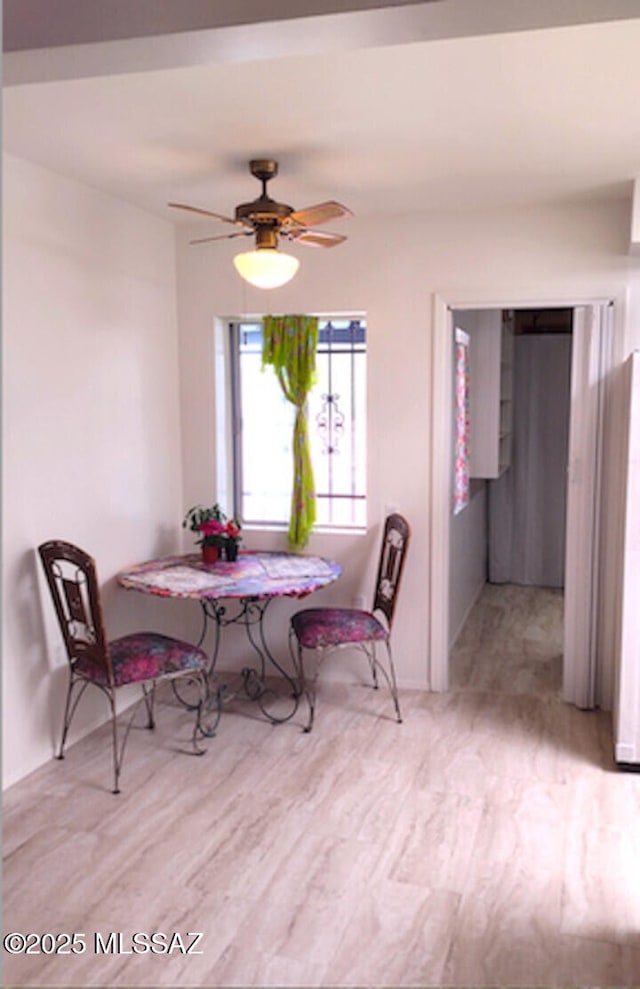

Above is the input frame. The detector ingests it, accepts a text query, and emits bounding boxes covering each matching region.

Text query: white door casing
[563,305,611,708]
[429,295,453,692]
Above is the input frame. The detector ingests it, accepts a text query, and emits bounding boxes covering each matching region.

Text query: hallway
[451,582,564,699]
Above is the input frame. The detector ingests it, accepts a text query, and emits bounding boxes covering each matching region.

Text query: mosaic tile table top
[118,551,342,601]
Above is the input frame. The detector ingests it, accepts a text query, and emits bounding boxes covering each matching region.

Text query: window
[230,317,366,528]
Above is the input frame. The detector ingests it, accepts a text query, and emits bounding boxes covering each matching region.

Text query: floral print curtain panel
[454,328,470,515]
[262,314,319,550]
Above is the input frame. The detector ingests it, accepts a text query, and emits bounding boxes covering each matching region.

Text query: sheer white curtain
[488,333,572,587]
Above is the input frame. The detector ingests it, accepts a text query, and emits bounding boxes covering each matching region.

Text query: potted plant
[183,504,242,564]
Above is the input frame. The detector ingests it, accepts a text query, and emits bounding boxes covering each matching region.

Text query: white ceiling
[4,0,640,226]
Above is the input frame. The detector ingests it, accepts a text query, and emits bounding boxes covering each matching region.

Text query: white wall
[176,197,636,699]
[609,267,640,757]
[613,351,640,763]
[2,154,188,788]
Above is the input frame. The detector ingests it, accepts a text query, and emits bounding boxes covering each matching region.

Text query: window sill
[242,523,367,538]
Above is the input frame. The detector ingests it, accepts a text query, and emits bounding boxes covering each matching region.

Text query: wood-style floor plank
[3,584,640,986]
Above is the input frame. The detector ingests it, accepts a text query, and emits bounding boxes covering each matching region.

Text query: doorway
[429,296,613,708]
[449,307,572,699]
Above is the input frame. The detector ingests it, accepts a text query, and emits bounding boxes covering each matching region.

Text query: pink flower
[199,519,225,536]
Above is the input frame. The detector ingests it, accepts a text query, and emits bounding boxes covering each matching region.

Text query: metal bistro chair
[290,513,410,732]
[38,540,210,794]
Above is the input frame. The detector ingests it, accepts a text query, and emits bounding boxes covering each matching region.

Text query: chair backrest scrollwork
[372,513,410,627]
[38,540,112,684]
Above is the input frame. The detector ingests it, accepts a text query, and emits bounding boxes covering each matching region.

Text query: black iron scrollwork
[316,393,345,454]
[172,597,300,725]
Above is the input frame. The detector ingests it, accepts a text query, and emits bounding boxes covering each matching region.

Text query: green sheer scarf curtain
[262,315,319,550]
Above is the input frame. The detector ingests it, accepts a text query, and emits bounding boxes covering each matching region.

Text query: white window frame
[228,314,367,531]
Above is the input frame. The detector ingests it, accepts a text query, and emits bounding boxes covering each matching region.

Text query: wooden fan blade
[168,202,243,226]
[287,201,353,228]
[189,230,252,245]
[287,229,347,248]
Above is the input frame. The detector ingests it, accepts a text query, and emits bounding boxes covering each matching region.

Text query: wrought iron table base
[173,596,300,725]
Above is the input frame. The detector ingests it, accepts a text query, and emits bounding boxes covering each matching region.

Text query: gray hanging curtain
[488,333,572,587]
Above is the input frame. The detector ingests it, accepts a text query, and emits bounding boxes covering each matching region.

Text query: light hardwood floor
[4,583,640,987]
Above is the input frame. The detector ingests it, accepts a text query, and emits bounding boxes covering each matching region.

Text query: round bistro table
[118,550,342,726]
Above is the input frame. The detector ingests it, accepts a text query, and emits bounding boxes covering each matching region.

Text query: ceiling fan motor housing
[234,198,293,225]
[235,158,294,229]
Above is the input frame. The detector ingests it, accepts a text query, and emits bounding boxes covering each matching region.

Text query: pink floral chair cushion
[291,607,388,650]
[75,632,207,688]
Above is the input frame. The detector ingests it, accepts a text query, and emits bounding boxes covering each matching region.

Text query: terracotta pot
[202,544,220,565]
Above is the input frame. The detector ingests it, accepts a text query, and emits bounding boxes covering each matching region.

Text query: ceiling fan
[168,159,353,288]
